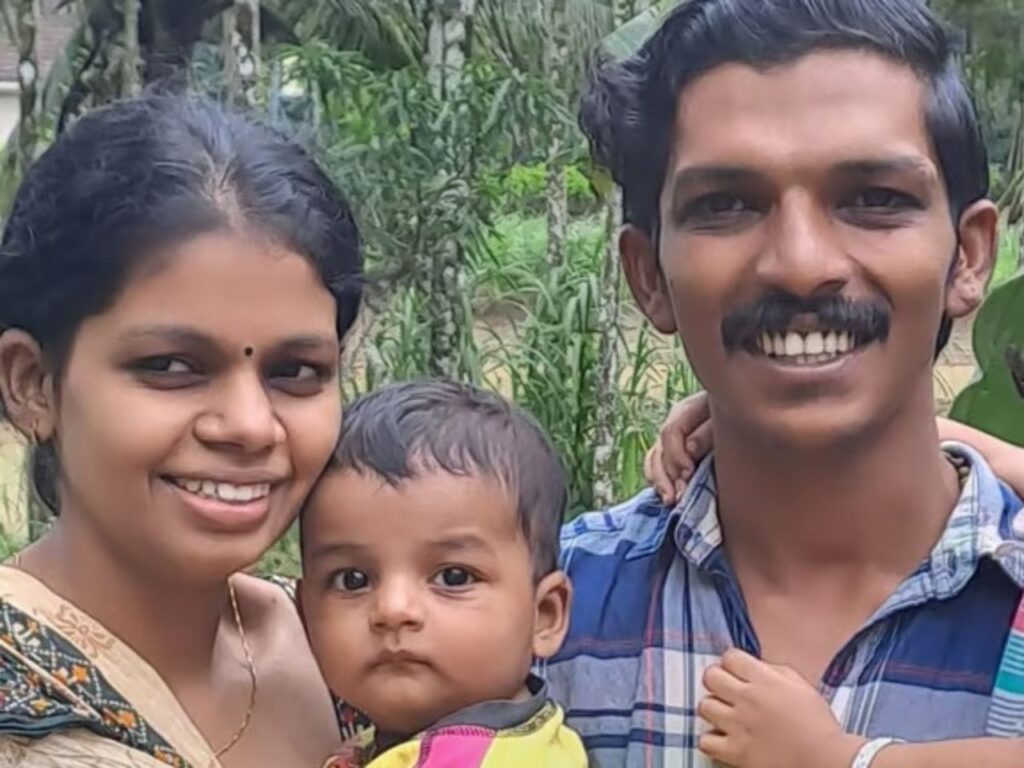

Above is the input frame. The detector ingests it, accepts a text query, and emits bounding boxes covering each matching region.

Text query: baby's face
[300,468,553,737]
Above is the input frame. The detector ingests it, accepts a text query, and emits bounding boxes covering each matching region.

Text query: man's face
[624,50,996,448]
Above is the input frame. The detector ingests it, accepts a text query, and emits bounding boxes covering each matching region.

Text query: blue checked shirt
[543,443,1024,767]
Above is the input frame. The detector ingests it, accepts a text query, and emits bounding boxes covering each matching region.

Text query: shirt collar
[670,442,1024,598]
[430,673,549,731]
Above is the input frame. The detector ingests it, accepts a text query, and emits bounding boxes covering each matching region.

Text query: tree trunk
[544,0,567,269]
[425,0,475,379]
[123,0,141,96]
[426,0,475,99]
[592,189,623,509]
[224,0,260,105]
[13,0,38,176]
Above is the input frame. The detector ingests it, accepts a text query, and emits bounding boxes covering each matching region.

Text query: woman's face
[51,231,342,581]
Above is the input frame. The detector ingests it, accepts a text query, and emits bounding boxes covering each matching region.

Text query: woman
[0,95,361,767]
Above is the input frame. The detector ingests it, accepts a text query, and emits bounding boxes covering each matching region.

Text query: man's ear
[0,329,57,442]
[621,225,677,334]
[947,199,998,319]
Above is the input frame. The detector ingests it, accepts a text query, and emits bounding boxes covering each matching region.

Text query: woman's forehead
[93,231,338,346]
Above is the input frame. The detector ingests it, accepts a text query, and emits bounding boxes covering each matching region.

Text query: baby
[298,379,587,767]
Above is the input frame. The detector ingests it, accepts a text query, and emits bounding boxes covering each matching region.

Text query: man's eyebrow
[670,165,762,201]
[668,156,936,203]
[833,155,935,178]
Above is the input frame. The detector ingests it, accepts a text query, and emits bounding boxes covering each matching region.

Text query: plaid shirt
[543,444,1024,767]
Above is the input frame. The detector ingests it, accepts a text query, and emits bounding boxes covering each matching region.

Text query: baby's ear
[532,570,572,660]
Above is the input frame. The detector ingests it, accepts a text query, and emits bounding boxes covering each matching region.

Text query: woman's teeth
[170,478,271,503]
[755,330,857,365]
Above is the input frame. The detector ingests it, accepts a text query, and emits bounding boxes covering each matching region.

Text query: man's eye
[678,193,758,228]
[332,569,370,593]
[431,567,476,589]
[847,188,918,210]
[696,194,750,214]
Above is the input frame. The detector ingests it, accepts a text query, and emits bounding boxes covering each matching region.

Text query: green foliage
[950,270,1024,446]
[994,224,1022,288]
[471,214,604,300]
[481,162,597,215]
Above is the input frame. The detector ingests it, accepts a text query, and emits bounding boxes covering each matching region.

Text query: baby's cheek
[306,608,356,685]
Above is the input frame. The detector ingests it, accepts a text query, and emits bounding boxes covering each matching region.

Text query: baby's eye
[331,569,370,593]
[431,567,477,589]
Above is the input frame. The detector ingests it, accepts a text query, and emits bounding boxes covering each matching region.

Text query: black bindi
[244,346,254,357]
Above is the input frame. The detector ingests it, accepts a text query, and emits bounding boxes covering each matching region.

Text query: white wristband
[852,737,903,768]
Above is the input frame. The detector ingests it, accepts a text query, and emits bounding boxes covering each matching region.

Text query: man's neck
[711,392,962,589]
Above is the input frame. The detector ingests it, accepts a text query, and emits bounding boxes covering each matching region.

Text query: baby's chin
[364,707,440,742]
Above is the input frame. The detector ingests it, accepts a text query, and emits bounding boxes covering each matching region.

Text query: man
[544,1,1024,765]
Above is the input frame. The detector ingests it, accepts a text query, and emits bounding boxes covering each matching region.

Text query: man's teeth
[171,478,271,503]
[756,331,855,363]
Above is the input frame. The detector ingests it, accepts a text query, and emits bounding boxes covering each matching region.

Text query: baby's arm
[698,649,1024,768]
[697,649,858,768]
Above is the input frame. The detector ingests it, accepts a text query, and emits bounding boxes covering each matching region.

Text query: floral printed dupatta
[0,566,222,768]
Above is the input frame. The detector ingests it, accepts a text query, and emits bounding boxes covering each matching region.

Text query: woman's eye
[432,567,477,589]
[271,361,320,381]
[332,569,370,593]
[268,360,329,396]
[135,356,194,374]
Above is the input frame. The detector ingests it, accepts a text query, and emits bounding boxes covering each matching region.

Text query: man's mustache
[721,292,891,352]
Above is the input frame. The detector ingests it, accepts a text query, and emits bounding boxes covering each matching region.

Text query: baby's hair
[326,379,568,579]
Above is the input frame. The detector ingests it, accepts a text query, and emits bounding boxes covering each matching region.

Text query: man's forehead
[668,49,938,174]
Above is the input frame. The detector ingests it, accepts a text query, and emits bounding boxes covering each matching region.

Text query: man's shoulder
[553,490,681,662]
[559,488,673,563]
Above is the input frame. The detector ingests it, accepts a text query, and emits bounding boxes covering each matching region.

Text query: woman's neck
[18,515,230,682]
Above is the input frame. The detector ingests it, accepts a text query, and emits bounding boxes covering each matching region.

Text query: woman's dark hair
[0,94,364,508]
[580,0,988,354]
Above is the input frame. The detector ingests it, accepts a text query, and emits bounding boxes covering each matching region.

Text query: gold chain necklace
[9,554,257,759]
[216,578,258,758]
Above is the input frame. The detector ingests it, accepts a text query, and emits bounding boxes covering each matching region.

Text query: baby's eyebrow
[306,541,369,560]
[426,534,496,555]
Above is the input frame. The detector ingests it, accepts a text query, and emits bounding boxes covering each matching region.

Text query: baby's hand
[697,649,864,768]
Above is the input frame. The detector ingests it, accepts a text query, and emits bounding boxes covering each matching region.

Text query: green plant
[950,270,1024,445]
[993,224,1022,289]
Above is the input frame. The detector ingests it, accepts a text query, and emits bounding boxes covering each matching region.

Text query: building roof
[0,2,77,85]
